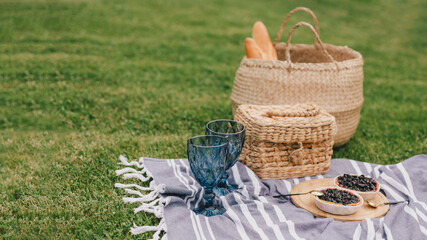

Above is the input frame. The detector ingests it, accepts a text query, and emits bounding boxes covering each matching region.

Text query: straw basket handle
[273,7,320,46]
[286,22,339,69]
[264,105,320,118]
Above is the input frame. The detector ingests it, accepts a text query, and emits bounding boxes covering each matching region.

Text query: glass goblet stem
[204,187,215,207]
[218,172,229,188]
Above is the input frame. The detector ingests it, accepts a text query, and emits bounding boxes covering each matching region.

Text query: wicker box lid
[235,104,337,144]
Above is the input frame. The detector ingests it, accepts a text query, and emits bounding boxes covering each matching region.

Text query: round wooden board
[291,178,389,221]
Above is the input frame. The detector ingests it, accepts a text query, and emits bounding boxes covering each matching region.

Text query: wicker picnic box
[234,103,337,179]
[230,7,363,147]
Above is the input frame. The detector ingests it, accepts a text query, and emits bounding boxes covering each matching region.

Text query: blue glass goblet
[205,120,245,196]
[187,135,228,217]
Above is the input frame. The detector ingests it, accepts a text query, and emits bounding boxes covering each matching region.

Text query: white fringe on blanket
[115,155,169,240]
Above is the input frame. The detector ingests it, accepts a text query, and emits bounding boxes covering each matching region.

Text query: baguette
[252,21,278,60]
[244,38,264,59]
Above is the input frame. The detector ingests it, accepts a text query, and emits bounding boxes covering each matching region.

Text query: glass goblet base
[213,184,236,196]
[194,205,226,217]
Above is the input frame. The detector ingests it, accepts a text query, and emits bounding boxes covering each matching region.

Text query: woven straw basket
[234,104,337,179]
[230,7,363,147]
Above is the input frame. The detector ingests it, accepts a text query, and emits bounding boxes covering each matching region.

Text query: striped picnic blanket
[115,155,427,240]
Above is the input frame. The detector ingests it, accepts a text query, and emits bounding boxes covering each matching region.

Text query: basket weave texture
[230,8,363,147]
[234,104,337,180]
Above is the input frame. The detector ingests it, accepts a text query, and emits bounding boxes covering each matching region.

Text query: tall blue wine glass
[205,120,245,196]
[187,135,228,216]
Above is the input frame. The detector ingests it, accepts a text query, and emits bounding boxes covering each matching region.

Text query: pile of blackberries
[318,188,360,205]
[337,174,377,192]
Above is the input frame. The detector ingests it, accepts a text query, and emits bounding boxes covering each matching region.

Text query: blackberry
[318,188,360,205]
[337,174,377,192]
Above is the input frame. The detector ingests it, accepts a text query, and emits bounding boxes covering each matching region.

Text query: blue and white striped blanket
[115,155,427,240]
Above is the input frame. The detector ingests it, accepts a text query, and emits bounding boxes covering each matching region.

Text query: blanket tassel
[131,218,167,239]
[115,155,168,239]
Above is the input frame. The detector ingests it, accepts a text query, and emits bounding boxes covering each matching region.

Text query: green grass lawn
[0,0,426,238]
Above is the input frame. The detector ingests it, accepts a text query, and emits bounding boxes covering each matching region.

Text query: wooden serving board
[291,178,389,221]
